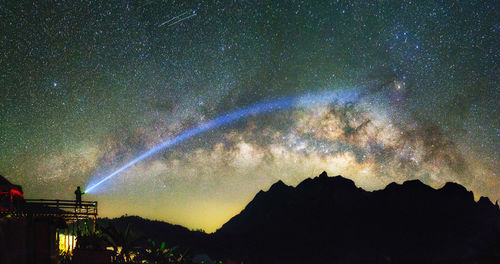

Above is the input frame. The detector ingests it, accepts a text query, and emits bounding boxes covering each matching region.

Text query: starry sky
[1,1,499,232]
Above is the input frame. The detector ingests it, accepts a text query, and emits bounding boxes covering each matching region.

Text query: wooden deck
[1,199,98,222]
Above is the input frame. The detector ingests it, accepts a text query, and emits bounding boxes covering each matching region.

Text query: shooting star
[159,10,197,27]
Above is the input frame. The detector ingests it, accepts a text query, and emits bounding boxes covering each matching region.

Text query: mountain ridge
[106,172,500,263]
[214,171,500,263]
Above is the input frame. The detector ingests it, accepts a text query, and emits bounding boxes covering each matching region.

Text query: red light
[10,189,23,198]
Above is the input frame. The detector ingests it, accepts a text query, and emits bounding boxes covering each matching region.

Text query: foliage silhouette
[134,238,190,264]
[101,222,145,263]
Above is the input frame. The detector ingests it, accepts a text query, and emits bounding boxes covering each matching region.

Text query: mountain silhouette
[211,172,500,263]
[106,172,500,263]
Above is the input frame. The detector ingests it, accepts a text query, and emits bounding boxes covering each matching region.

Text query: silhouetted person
[75,186,84,208]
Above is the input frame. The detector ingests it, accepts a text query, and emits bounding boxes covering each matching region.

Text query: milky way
[85,90,359,193]
[1,1,498,232]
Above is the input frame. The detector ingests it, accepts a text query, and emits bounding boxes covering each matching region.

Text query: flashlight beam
[85,90,358,193]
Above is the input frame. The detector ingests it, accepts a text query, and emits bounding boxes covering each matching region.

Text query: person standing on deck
[75,186,84,208]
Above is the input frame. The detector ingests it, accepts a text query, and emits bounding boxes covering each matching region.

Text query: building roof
[0,175,13,186]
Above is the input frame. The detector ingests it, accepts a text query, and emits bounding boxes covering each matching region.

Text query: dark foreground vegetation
[68,172,500,263]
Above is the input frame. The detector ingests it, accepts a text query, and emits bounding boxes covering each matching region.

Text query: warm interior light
[59,234,76,253]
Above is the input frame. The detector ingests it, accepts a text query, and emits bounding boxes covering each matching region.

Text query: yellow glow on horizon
[99,198,245,233]
[175,200,245,233]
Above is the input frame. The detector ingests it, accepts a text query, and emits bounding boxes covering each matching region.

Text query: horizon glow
[85,90,359,193]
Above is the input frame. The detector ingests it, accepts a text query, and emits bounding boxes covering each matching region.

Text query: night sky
[1,1,499,232]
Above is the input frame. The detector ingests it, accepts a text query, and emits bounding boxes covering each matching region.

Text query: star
[0,0,497,232]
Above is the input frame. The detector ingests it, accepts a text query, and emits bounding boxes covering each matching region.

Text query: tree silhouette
[135,239,188,264]
[102,223,144,263]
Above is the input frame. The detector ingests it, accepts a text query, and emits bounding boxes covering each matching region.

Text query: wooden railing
[12,199,99,221]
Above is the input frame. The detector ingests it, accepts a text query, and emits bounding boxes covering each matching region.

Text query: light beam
[85,90,359,193]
